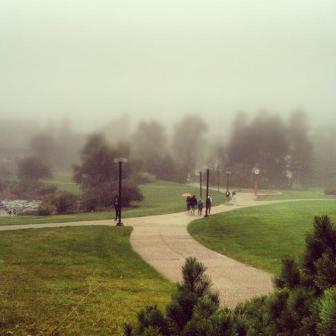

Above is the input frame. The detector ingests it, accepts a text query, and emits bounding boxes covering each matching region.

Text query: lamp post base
[116,221,123,226]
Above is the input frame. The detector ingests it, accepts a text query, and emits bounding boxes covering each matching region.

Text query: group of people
[186,195,212,216]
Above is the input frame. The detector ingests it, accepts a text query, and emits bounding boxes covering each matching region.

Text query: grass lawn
[0,226,174,335]
[0,181,224,226]
[188,200,336,274]
[42,173,81,195]
[257,188,333,201]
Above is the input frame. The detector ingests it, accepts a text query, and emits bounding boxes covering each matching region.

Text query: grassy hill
[189,200,336,274]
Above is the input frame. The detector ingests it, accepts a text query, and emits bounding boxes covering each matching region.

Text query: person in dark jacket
[190,195,197,215]
[186,196,191,213]
[114,195,120,221]
[197,199,204,216]
[206,195,212,214]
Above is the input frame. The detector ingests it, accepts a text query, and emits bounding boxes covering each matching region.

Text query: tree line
[124,111,335,190]
[1,111,336,213]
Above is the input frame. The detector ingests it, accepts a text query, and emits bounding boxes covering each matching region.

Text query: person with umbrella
[182,192,192,213]
[190,195,197,215]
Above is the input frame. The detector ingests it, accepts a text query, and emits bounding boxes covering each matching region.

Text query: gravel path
[0,192,282,307]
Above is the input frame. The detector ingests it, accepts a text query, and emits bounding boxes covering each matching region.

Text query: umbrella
[181,192,192,197]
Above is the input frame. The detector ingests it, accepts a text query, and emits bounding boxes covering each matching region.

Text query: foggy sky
[1,0,335,132]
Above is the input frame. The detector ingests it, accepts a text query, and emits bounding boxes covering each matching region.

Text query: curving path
[128,193,275,308]
[0,192,283,307]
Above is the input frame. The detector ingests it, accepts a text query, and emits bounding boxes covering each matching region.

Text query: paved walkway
[0,192,282,307]
[128,193,275,307]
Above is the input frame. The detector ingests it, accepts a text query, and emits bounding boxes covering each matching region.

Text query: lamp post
[204,168,210,217]
[199,171,203,199]
[114,158,127,226]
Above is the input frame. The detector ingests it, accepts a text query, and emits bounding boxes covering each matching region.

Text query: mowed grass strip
[188,200,336,274]
[257,188,333,201]
[0,181,224,226]
[0,226,174,335]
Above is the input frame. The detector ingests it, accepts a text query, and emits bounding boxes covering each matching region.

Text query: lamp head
[114,157,128,163]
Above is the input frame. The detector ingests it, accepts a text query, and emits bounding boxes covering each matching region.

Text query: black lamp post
[199,171,203,199]
[204,168,210,217]
[114,158,127,226]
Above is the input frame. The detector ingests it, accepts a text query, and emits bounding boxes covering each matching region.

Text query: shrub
[81,189,99,212]
[121,183,144,206]
[38,201,54,216]
[80,182,143,212]
[52,191,78,214]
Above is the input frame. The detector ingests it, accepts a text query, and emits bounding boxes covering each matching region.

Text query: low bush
[51,191,78,214]
[38,201,55,216]
[80,189,99,212]
[39,191,78,215]
[80,182,143,212]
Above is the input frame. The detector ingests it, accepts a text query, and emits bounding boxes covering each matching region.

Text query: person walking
[186,196,191,213]
[197,199,203,216]
[114,195,120,221]
[206,195,212,215]
[190,195,197,215]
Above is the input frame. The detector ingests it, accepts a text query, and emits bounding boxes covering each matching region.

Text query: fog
[1,0,336,133]
[1,1,336,189]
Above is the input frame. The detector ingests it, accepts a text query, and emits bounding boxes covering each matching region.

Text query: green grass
[188,200,336,274]
[257,188,333,201]
[42,173,81,195]
[0,181,224,226]
[0,226,174,335]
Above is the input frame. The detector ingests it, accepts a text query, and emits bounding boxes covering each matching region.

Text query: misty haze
[1,1,336,335]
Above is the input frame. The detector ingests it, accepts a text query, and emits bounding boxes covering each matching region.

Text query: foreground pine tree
[124,216,336,336]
